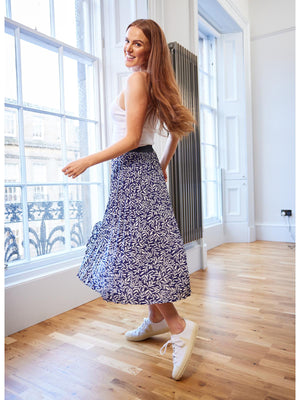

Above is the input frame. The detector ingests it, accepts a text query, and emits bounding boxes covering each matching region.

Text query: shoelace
[160,336,185,361]
[135,318,150,335]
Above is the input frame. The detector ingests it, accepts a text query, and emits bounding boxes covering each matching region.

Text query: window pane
[64,55,95,119]
[68,184,100,247]
[198,38,204,69]
[206,182,217,219]
[199,38,208,73]
[199,73,209,104]
[5,186,24,263]
[201,182,207,219]
[204,145,217,181]
[21,38,60,111]
[5,108,21,183]
[5,32,17,103]
[27,186,66,258]
[202,108,215,145]
[10,0,51,36]
[23,111,63,183]
[54,0,90,51]
[66,119,97,181]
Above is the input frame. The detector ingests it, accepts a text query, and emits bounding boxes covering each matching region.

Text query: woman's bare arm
[160,133,179,181]
[62,71,148,179]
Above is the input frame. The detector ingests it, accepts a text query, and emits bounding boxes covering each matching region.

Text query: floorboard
[5,241,295,399]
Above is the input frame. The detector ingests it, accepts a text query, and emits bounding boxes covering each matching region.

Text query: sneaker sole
[172,323,198,380]
[125,327,170,342]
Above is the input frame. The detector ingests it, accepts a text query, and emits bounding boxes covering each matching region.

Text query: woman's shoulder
[127,71,149,88]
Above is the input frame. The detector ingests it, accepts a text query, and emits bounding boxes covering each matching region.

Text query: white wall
[230,0,248,20]
[250,0,295,242]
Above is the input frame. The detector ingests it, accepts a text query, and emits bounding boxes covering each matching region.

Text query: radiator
[168,41,203,244]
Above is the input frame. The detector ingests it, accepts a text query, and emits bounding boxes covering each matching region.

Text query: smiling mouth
[126,55,135,60]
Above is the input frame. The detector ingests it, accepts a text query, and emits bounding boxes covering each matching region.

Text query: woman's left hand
[161,166,168,182]
[62,158,90,179]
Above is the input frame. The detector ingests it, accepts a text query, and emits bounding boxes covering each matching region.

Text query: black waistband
[129,145,153,153]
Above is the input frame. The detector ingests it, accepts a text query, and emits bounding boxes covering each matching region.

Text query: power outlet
[281,209,292,217]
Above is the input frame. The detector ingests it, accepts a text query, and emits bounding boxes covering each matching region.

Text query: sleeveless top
[110,98,156,147]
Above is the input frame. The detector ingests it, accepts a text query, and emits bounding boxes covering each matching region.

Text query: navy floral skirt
[77,147,191,304]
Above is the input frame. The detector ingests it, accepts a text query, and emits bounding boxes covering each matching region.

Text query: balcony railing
[4,200,84,264]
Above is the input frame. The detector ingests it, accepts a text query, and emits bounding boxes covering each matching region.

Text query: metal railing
[4,200,84,263]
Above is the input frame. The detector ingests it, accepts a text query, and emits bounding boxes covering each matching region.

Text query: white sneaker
[125,317,169,341]
[160,319,198,380]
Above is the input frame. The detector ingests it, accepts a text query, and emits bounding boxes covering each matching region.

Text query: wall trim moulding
[256,223,295,243]
[251,26,295,42]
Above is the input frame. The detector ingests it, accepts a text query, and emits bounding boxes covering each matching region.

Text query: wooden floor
[5,241,295,400]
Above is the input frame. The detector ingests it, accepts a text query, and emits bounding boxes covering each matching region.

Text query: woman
[62,19,197,381]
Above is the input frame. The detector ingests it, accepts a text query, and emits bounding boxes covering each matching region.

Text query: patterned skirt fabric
[77,148,191,304]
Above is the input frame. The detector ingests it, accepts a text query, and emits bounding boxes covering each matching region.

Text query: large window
[198,32,221,225]
[4,0,103,273]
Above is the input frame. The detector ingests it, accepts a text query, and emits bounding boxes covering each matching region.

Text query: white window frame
[198,21,222,227]
[4,1,106,284]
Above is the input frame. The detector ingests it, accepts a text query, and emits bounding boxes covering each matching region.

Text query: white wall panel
[225,116,239,173]
[224,40,237,101]
[224,180,247,222]
[227,187,240,215]
[218,32,247,181]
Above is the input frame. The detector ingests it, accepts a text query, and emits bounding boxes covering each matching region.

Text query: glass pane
[5,186,24,263]
[64,55,95,119]
[23,111,63,183]
[5,32,17,103]
[201,181,207,220]
[200,145,206,180]
[21,38,60,111]
[27,186,66,258]
[54,0,90,51]
[204,145,217,181]
[68,184,100,248]
[202,108,215,145]
[65,119,97,182]
[198,37,208,73]
[5,108,21,183]
[199,73,209,105]
[206,182,217,220]
[198,38,204,70]
[11,0,51,36]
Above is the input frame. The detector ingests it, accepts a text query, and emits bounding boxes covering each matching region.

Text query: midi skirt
[77,147,191,304]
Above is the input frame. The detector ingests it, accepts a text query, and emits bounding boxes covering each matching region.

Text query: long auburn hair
[126,19,196,139]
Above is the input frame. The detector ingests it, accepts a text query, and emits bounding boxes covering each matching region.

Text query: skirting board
[224,222,256,243]
[256,223,295,243]
[185,239,207,272]
[204,223,224,250]
[204,222,256,247]
[5,265,100,337]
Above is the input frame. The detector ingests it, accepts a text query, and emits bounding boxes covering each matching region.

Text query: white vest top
[110,99,156,147]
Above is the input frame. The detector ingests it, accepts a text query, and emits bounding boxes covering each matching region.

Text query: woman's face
[124,26,150,71]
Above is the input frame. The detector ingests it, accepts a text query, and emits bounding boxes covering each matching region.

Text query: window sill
[5,248,85,288]
[203,219,222,228]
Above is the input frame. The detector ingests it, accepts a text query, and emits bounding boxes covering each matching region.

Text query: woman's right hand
[62,157,90,179]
